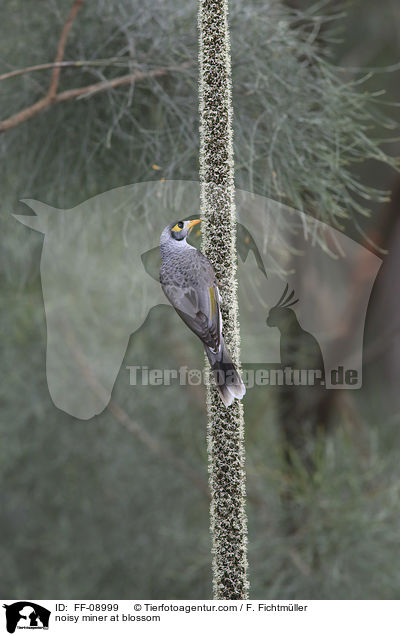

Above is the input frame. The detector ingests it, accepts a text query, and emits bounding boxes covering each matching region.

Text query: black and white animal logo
[3,602,50,634]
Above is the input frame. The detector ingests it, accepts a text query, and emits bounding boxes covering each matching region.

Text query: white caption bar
[1,599,397,636]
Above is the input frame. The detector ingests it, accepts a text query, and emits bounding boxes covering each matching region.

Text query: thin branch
[48,0,84,99]
[0,0,190,135]
[0,96,53,134]
[0,66,188,134]
[53,67,183,101]
[0,58,134,81]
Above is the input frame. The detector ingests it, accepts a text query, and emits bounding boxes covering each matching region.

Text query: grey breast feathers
[160,249,221,352]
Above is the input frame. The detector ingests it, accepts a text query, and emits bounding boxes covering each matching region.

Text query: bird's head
[160,218,202,245]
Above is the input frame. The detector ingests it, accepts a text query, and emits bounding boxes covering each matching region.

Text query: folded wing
[162,283,222,353]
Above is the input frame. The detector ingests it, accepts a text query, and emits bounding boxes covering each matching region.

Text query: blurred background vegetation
[1,0,400,598]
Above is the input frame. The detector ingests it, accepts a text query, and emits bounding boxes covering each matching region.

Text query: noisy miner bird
[159,219,246,407]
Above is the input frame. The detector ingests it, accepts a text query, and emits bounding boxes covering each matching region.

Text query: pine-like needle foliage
[0,0,396,222]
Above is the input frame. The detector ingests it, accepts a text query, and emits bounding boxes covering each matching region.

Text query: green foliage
[248,395,400,598]
[0,1,396,220]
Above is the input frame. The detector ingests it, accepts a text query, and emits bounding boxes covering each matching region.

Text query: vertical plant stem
[198,0,249,600]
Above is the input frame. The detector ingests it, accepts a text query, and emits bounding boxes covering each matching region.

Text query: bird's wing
[162,283,222,352]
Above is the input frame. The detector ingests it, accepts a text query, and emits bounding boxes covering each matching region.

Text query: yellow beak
[187,219,202,232]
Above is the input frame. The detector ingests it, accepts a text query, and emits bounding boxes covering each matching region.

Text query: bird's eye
[172,221,185,232]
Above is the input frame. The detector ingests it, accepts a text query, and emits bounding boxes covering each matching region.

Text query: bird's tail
[205,339,246,407]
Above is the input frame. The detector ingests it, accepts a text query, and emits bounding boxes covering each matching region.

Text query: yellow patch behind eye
[172,223,183,232]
